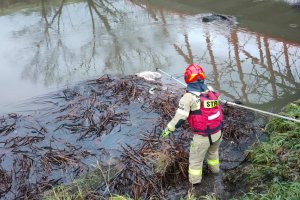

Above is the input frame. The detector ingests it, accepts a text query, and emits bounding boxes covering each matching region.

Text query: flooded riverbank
[0,75,265,199]
[0,0,299,199]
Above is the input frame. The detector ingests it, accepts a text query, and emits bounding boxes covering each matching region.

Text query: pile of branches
[0,169,11,197]
[0,75,161,199]
[52,75,153,139]
[109,131,189,199]
[222,103,259,143]
[103,85,262,199]
[0,75,263,199]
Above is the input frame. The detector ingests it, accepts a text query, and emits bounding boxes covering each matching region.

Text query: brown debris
[0,75,263,199]
[108,131,189,199]
[0,169,11,198]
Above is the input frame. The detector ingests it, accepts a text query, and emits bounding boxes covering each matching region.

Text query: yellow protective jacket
[167,87,222,141]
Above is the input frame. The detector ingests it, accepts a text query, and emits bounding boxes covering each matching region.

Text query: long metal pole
[156,68,300,123]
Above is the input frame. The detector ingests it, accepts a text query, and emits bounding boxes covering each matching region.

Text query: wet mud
[0,75,265,199]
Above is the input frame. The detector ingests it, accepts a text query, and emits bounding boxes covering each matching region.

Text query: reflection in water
[280,0,300,4]
[136,1,300,111]
[0,0,299,112]
[173,33,194,64]
[230,29,249,103]
[205,32,220,94]
[21,0,125,86]
[212,27,299,110]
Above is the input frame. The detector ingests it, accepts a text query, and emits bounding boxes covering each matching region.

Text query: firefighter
[161,64,223,185]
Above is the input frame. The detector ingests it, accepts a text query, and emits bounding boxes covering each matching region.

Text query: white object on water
[136,71,162,81]
[149,87,156,94]
[289,24,298,28]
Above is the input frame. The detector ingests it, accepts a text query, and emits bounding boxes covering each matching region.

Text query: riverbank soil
[0,75,265,199]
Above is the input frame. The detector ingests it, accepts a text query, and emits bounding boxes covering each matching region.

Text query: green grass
[44,161,122,200]
[240,99,300,199]
[242,181,300,200]
[108,195,134,200]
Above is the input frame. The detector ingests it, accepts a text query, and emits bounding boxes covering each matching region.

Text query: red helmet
[184,64,205,83]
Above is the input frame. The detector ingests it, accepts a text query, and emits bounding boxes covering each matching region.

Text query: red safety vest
[187,91,223,136]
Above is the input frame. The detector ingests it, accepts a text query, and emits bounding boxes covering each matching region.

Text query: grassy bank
[43,161,123,200]
[241,99,300,199]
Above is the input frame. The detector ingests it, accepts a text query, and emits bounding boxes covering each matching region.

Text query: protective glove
[161,128,172,139]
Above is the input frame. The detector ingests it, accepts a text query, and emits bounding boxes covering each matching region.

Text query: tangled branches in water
[0,75,262,199]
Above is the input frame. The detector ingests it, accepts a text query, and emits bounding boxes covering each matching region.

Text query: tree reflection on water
[130,0,300,110]
[0,0,299,110]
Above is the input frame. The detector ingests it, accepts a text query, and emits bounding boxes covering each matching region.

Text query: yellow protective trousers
[188,130,222,184]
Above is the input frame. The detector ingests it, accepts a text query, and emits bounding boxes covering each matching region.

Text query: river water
[0,0,299,113]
